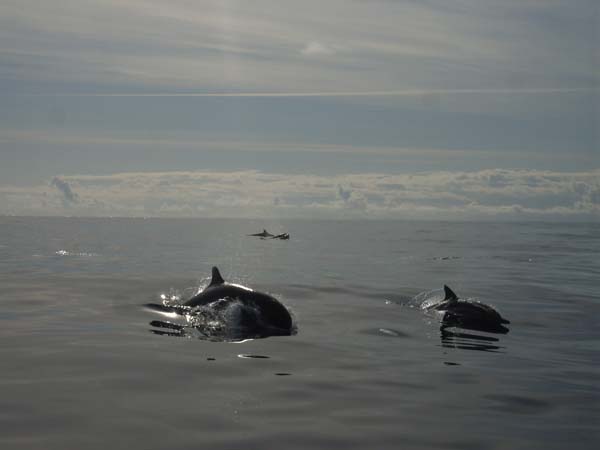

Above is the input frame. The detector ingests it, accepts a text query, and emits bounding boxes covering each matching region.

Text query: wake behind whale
[145,267,295,341]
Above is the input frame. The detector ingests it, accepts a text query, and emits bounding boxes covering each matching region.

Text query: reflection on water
[360,327,410,338]
[440,329,504,352]
[484,394,554,415]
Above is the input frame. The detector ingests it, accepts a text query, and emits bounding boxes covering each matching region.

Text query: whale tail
[209,266,225,286]
[443,285,458,302]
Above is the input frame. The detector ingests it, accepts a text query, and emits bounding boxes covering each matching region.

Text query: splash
[149,287,295,341]
[413,288,445,310]
[55,249,99,257]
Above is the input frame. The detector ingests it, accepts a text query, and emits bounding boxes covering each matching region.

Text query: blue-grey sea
[1,216,599,449]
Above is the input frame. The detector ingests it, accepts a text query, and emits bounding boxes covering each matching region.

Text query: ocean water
[1,216,599,449]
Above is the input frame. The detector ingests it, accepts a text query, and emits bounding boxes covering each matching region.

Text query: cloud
[1,168,598,220]
[50,176,78,206]
[301,41,337,56]
[337,184,351,202]
[1,0,595,94]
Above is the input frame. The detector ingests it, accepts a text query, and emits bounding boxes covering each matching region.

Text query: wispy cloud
[1,169,598,220]
[1,0,596,93]
[301,41,339,57]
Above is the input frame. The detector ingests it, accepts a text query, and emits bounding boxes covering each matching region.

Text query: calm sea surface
[1,217,599,449]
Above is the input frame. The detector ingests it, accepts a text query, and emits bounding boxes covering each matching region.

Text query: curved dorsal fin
[209,266,225,286]
[443,285,458,302]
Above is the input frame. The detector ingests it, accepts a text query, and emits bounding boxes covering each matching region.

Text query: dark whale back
[183,267,293,332]
[434,285,510,333]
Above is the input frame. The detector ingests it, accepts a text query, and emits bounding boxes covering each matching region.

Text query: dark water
[1,217,599,449]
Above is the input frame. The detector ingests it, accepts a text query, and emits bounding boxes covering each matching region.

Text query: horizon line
[0,213,594,224]
[18,87,598,98]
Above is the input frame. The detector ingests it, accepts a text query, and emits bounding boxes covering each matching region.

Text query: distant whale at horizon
[248,229,274,237]
[429,285,510,334]
[145,267,294,340]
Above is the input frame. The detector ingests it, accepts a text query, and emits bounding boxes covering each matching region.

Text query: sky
[0,0,598,220]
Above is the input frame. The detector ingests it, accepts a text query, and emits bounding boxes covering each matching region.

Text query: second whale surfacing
[145,267,295,340]
[429,285,510,334]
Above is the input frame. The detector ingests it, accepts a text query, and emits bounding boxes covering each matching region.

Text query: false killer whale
[145,267,294,340]
[431,285,510,334]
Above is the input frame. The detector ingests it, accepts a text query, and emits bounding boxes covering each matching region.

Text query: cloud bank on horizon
[0,1,598,220]
[1,169,598,220]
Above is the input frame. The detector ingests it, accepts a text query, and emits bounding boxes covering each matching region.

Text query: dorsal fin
[209,266,225,286]
[443,285,458,302]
